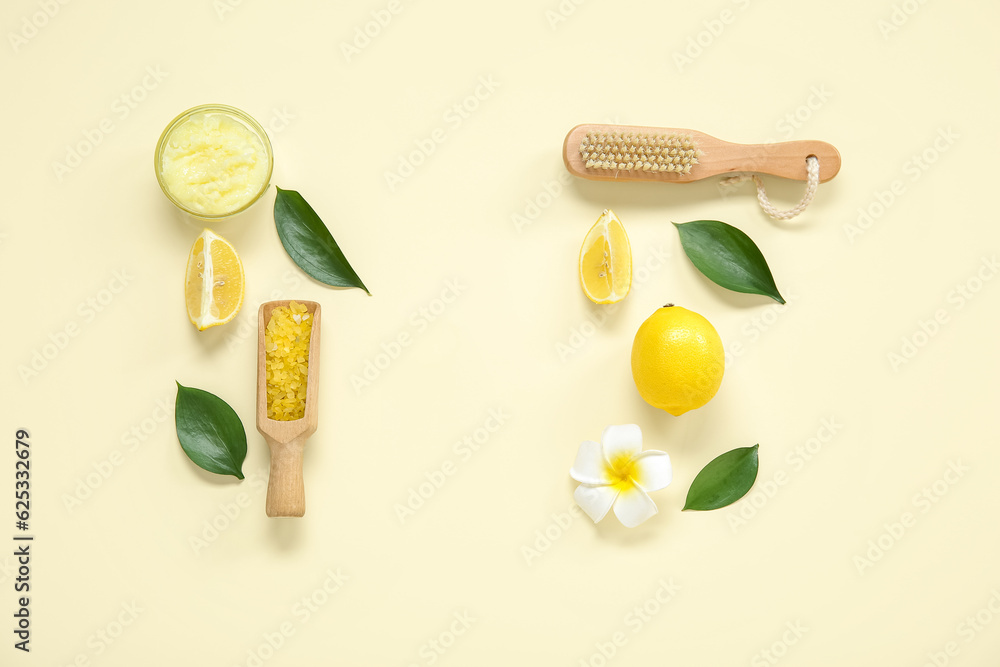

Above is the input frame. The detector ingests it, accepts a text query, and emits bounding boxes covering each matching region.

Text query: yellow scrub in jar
[155,104,273,219]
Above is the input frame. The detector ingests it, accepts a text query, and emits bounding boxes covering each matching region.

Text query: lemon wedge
[579,209,632,304]
[185,229,245,331]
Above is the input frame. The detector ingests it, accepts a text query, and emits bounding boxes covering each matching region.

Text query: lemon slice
[185,229,245,331]
[579,209,632,304]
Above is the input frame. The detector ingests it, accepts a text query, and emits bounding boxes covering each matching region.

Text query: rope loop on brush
[721,155,820,220]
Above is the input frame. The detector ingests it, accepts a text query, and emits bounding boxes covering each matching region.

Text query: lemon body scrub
[155,104,272,219]
[265,301,313,421]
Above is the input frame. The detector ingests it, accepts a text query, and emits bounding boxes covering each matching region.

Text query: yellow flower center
[607,452,637,492]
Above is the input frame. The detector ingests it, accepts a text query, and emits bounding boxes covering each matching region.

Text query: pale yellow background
[2,0,999,665]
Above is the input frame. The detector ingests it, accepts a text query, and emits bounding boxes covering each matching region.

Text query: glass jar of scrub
[154,104,273,219]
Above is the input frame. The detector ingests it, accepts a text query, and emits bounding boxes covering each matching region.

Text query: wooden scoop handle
[265,436,306,517]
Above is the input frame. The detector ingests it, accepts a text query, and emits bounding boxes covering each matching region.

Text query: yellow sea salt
[265,301,312,420]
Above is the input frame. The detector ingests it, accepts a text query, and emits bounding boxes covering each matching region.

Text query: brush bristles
[580,131,701,174]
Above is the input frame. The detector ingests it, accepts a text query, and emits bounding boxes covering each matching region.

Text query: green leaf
[174,382,247,479]
[274,187,370,294]
[683,444,759,511]
[673,220,785,304]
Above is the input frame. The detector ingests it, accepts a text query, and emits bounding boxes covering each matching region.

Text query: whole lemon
[631,305,725,416]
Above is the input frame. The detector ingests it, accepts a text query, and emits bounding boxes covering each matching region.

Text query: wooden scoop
[256,300,321,518]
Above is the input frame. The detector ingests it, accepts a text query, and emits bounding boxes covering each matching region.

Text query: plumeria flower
[570,424,672,528]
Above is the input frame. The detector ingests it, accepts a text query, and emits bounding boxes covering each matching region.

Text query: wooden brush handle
[563,124,841,184]
[697,138,841,182]
[265,437,306,517]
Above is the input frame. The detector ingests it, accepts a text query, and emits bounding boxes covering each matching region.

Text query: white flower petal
[570,440,613,485]
[630,450,672,492]
[574,484,618,523]
[601,424,642,462]
[613,484,658,527]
